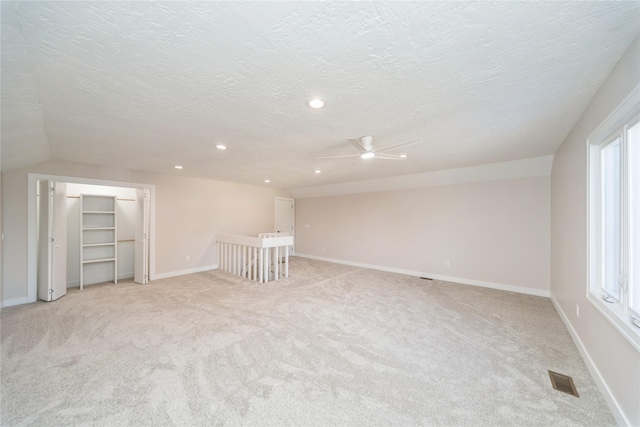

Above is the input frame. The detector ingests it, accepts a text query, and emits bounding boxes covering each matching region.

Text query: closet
[33,175,151,302]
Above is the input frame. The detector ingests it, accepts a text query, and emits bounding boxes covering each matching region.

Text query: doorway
[28,174,155,303]
[275,197,295,254]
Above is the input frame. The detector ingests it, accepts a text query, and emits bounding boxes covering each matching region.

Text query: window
[588,86,640,351]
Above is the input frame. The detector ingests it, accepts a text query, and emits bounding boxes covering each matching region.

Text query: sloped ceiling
[1,2,638,189]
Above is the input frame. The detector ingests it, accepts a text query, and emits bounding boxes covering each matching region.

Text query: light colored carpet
[1,257,614,426]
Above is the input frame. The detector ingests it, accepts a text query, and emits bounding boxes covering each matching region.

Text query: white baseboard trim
[153,264,218,280]
[2,296,34,308]
[550,293,629,427]
[2,268,218,307]
[296,253,550,297]
[66,272,135,288]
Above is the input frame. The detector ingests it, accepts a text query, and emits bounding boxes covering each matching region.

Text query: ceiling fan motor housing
[360,135,374,149]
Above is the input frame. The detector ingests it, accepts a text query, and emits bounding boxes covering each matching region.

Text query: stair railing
[215,233,293,283]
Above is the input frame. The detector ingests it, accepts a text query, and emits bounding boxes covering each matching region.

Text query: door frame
[274,197,295,254]
[27,173,156,303]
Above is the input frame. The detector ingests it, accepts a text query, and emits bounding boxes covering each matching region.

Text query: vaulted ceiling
[2,2,638,189]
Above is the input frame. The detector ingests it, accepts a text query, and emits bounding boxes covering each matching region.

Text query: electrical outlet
[576,304,580,317]
[445,261,450,267]
[321,246,325,252]
[186,255,190,261]
[305,224,310,228]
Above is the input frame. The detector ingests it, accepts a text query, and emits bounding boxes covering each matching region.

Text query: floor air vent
[548,370,579,397]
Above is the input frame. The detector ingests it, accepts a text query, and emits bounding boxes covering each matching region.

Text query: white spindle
[258,248,261,282]
[264,247,270,283]
[252,247,257,281]
[284,245,289,278]
[234,244,239,275]
[274,246,279,280]
[224,243,229,272]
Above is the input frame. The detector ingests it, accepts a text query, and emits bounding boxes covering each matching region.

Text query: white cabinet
[80,194,117,289]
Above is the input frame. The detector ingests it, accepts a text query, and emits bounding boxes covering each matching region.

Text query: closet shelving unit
[80,194,117,289]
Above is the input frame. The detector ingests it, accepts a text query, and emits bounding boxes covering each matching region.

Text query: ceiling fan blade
[375,138,423,154]
[316,154,361,159]
[348,137,369,154]
[374,153,406,160]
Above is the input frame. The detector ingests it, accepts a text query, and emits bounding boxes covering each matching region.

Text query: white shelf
[82,257,117,264]
[80,194,117,289]
[82,210,116,214]
[83,243,116,248]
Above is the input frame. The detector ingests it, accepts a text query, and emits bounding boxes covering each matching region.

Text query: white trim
[289,155,554,198]
[118,271,134,280]
[550,293,629,427]
[587,84,640,147]
[65,272,134,288]
[27,173,156,305]
[153,264,218,280]
[2,297,33,308]
[118,272,134,281]
[296,253,550,297]
[587,293,640,353]
[586,87,640,352]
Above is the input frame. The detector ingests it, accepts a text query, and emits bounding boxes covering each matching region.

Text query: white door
[37,181,67,301]
[134,188,150,284]
[275,197,295,254]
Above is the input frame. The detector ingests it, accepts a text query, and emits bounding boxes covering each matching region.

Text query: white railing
[215,233,294,283]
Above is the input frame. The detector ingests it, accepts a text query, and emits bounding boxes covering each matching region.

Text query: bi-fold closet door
[134,188,150,284]
[37,181,67,302]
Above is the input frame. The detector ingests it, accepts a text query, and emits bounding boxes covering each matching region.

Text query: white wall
[2,160,289,304]
[66,183,137,287]
[296,175,550,296]
[550,35,640,426]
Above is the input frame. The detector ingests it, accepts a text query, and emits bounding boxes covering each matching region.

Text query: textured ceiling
[1,1,639,189]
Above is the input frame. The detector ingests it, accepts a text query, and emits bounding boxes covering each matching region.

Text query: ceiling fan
[317,135,423,160]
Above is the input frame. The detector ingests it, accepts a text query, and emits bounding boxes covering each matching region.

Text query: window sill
[587,292,640,352]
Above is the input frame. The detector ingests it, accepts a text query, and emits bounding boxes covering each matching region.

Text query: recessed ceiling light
[314,170,321,174]
[264,179,270,183]
[174,165,183,169]
[400,154,407,158]
[216,144,227,150]
[361,152,375,159]
[308,98,325,109]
